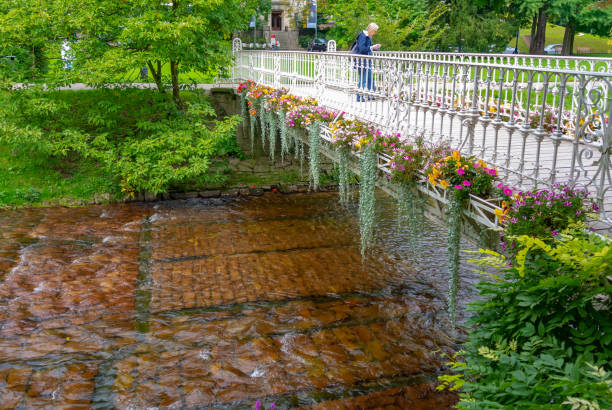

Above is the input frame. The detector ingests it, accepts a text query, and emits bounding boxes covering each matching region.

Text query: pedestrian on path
[353,22,380,102]
[270,35,280,51]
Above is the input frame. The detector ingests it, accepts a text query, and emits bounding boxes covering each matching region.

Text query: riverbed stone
[0,193,463,408]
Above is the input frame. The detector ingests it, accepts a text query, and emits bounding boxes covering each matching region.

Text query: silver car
[544,44,562,55]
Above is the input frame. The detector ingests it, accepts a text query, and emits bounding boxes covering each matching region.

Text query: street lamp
[514,28,520,54]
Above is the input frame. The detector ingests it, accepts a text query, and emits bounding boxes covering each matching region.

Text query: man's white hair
[366,22,379,31]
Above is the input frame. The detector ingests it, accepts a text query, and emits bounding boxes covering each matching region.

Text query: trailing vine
[240,91,247,122]
[268,109,278,161]
[249,109,255,154]
[298,138,305,178]
[259,105,267,150]
[337,148,351,204]
[308,122,321,190]
[447,191,463,328]
[397,182,424,256]
[359,143,377,256]
[279,110,290,163]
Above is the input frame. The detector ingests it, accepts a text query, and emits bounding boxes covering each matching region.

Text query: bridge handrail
[373,50,612,73]
[232,46,612,226]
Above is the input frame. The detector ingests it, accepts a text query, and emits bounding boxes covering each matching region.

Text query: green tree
[1,0,268,107]
[0,0,56,84]
[436,0,515,53]
[320,0,447,50]
[552,0,612,55]
[66,0,267,108]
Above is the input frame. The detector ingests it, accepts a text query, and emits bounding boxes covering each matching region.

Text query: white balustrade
[231,40,612,227]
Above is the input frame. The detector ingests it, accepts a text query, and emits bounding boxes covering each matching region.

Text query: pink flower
[457,168,465,175]
[455,185,463,190]
[488,168,497,176]
[474,162,480,168]
[462,180,471,186]
[503,188,513,196]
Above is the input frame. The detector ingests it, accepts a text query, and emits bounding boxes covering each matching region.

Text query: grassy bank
[0,144,114,207]
[518,23,611,55]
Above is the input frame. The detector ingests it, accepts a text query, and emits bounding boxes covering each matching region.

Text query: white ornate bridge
[230,39,612,232]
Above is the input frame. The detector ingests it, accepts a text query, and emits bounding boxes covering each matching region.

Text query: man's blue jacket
[354,31,372,56]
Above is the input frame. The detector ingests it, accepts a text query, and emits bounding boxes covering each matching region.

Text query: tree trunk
[531,7,547,55]
[562,22,575,56]
[529,14,538,54]
[170,60,183,109]
[147,60,164,93]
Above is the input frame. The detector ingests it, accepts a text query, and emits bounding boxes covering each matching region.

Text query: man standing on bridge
[353,22,381,102]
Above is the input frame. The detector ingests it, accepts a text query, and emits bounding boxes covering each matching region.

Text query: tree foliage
[0,88,242,196]
[320,0,448,50]
[1,0,267,106]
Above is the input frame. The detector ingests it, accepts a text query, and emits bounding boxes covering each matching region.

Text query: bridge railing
[232,43,612,227]
[373,51,612,73]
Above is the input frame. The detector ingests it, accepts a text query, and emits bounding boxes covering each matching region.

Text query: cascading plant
[259,103,268,150]
[446,190,462,327]
[268,107,278,161]
[279,110,290,163]
[308,122,321,190]
[426,150,497,327]
[337,147,351,204]
[359,143,377,256]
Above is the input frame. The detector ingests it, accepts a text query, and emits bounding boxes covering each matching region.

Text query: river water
[0,192,480,408]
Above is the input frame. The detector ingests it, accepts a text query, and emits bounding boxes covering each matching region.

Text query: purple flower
[552,230,559,236]
[256,400,262,410]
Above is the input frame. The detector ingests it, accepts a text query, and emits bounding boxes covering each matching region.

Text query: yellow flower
[428,173,437,187]
[494,208,505,222]
[452,150,461,161]
[440,179,449,189]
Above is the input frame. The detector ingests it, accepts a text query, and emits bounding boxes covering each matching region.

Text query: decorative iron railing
[373,51,612,73]
[230,39,612,227]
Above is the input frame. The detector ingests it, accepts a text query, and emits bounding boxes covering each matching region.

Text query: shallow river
[0,192,480,408]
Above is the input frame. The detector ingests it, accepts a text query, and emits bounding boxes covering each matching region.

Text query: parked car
[544,44,562,55]
[307,38,327,52]
[502,46,520,54]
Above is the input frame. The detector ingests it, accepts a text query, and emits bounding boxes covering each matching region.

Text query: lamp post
[514,28,520,54]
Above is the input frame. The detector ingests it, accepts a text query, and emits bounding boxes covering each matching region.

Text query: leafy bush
[299,35,314,49]
[440,234,612,408]
[0,88,241,198]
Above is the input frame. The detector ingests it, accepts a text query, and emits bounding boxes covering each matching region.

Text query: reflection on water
[0,192,480,408]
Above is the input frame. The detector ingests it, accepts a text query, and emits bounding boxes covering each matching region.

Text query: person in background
[270,34,280,51]
[354,22,380,102]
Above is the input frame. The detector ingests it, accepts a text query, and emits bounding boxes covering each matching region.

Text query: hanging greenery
[240,91,247,122]
[259,105,268,150]
[397,182,425,256]
[447,192,462,328]
[249,109,255,154]
[298,139,305,178]
[337,148,351,205]
[279,110,290,163]
[268,109,278,161]
[359,143,377,256]
[308,122,321,190]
